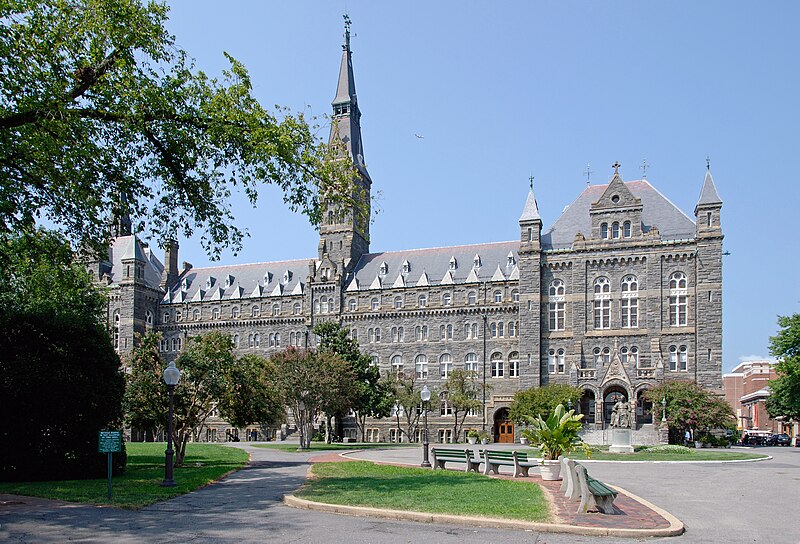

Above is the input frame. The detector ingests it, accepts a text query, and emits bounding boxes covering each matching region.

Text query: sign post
[98,430,122,501]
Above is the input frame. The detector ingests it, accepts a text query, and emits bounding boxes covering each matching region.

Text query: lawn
[296,461,550,522]
[254,442,419,452]
[0,443,249,509]
[519,445,767,462]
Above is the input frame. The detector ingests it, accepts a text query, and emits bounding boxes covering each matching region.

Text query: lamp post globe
[661,397,667,422]
[162,361,181,487]
[420,385,431,468]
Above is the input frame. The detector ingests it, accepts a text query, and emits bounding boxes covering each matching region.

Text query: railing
[636,367,656,378]
[578,368,597,379]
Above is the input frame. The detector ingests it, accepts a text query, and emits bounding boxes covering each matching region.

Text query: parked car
[794,435,800,447]
[767,433,791,446]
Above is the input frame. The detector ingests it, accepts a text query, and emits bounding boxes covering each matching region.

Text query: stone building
[95,24,724,444]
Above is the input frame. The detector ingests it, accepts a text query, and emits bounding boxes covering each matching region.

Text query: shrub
[641,444,692,454]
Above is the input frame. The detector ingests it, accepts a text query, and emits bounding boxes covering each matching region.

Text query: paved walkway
[1,443,797,543]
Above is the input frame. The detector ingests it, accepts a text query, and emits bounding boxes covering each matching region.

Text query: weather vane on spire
[585,163,593,184]
[640,158,650,179]
[343,14,351,50]
[529,175,534,191]
[706,155,711,170]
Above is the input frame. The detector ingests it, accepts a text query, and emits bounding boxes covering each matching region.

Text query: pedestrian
[684,429,691,447]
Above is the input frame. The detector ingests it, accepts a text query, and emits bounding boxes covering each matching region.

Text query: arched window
[391,355,403,374]
[163,311,170,323]
[348,298,357,311]
[612,222,620,239]
[548,348,565,373]
[669,271,688,326]
[494,290,502,303]
[293,302,301,314]
[272,303,280,316]
[467,291,477,305]
[233,334,240,348]
[508,321,515,337]
[374,328,381,342]
[415,355,429,379]
[145,310,153,327]
[497,321,504,337]
[511,289,519,302]
[254,333,260,347]
[392,327,398,342]
[593,277,611,329]
[212,307,220,320]
[440,354,453,378]
[289,332,295,346]
[442,292,452,306]
[369,355,379,367]
[621,345,639,366]
[320,296,328,314]
[464,353,478,373]
[508,352,520,377]
[548,279,566,331]
[274,333,280,347]
[398,326,404,342]
[171,337,179,352]
[621,274,639,328]
[415,326,422,341]
[600,222,609,239]
[623,221,632,238]
[252,305,260,318]
[231,306,240,319]
[446,324,453,339]
[490,322,497,337]
[669,345,688,371]
[192,308,200,321]
[418,294,427,307]
[248,334,254,348]
[490,352,504,378]
[421,325,427,341]
[371,298,379,311]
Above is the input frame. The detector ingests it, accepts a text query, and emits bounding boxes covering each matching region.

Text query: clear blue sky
[162,1,799,373]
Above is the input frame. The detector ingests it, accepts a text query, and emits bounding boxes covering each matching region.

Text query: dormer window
[181,278,192,290]
[264,271,272,284]
[449,257,457,271]
[507,252,516,266]
[224,274,234,288]
[379,262,388,276]
[402,260,410,274]
[206,276,215,289]
[473,254,481,269]
[282,270,292,285]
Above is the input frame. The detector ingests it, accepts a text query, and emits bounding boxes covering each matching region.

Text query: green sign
[98,430,122,453]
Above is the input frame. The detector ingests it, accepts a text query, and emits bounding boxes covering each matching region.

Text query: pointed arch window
[668,271,688,326]
[548,279,566,331]
[621,274,639,328]
[593,277,611,329]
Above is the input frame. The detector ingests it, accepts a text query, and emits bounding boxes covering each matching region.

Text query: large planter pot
[467,437,477,445]
[540,459,562,481]
[519,437,529,446]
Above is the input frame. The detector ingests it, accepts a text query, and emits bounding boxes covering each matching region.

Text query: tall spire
[696,166,722,209]
[330,14,367,172]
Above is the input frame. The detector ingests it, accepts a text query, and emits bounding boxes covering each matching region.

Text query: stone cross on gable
[612,161,621,175]
[640,158,650,179]
[585,163,593,184]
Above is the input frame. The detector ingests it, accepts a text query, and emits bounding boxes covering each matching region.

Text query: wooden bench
[430,448,480,472]
[574,464,620,514]
[480,449,538,478]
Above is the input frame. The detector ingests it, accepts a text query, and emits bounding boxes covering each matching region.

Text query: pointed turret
[695,162,723,237]
[519,177,542,248]
[695,168,722,211]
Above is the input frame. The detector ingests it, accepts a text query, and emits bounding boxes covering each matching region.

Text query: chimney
[161,239,180,290]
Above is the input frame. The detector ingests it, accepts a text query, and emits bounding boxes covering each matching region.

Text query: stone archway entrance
[603,387,628,427]
[494,408,514,443]
[637,389,653,425]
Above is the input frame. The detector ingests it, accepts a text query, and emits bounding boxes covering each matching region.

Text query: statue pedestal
[609,428,634,453]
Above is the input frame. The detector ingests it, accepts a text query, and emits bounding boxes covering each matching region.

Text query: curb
[283,491,685,538]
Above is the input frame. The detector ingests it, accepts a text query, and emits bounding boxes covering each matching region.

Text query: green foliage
[640,445,693,455]
[441,369,483,441]
[0,310,126,481]
[466,429,479,438]
[645,381,736,443]
[385,370,422,442]
[123,331,167,434]
[271,347,357,449]
[520,404,585,460]
[509,383,583,424]
[216,354,283,430]
[0,0,358,260]
[313,322,392,440]
[0,229,124,481]
[766,314,800,421]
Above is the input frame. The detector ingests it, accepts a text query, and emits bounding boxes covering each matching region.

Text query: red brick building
[723,360,795,435]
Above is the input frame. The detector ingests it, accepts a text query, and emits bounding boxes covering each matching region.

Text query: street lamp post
[420,385,431,468]
[162,361,181,487]
[661,397,667,422]
[482,313,487,430]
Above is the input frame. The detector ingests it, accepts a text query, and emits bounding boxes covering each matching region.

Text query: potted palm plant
[466,429,479,445]
[521,403,586,480]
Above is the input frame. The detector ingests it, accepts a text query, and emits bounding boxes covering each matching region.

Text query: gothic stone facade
[96,29,724,444]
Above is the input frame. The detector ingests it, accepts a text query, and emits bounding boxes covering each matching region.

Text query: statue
[618,401,631,428]
[610,400,624,428]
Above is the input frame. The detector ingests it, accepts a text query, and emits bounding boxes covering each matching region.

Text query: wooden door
[497,419,514,443]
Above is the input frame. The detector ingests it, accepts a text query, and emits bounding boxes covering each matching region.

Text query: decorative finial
[706,155,710,170]
[612,161,621,176]
[343,14,351,51]
[640,158,650,179]
[585,163,593,185]
[529,175,534,191]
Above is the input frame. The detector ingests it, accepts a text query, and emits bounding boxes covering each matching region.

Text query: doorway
[603,387,628,426]
[494,408,514,443]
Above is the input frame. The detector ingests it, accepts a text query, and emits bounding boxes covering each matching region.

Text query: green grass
[0,443,249,509]
[519,445,767,462]
[296,461,550,522]
[254,442,419,452]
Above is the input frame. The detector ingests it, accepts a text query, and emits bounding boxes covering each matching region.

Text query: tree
[386,370,422,443]
[0,230,125,481]
[123,331,168,439]
[766,314,800,422]
[509,383,583,425]
[313,322,392,441]
[172,332,237,464]
[645,381,736,444]
[217,354,284,432]
[272,347,356,449]
[0,0,357,260]
[441,370,482,442]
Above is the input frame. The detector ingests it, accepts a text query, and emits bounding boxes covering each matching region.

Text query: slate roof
[347,241,520,291]
[164,259,310,304]
[108,235,164,290]
[696,170,722,207]
[542,180,696,250]
[519,189,541,221]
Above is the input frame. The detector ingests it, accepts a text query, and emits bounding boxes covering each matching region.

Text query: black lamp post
[161,361,181,487]
[420,385,431,468]
[482,312,487,430]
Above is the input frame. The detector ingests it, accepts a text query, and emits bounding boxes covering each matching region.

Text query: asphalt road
[1,444,798,544]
